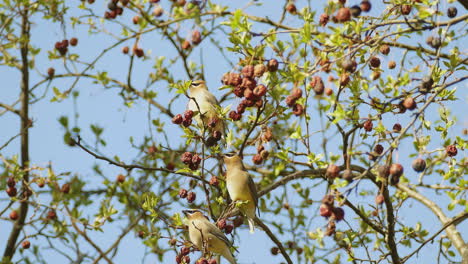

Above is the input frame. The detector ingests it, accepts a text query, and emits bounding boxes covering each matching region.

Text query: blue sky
[0,1,466,263]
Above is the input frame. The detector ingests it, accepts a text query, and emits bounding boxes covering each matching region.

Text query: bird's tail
[222,248,237,264]
[248,217,255,234]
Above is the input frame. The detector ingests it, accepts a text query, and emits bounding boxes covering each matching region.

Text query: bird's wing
[207,223,233,247]
[247,174,259,209]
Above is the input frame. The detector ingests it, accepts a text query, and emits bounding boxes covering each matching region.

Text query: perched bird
[224,154,258,234]
[183,209,237,264]
[187,80,225,144]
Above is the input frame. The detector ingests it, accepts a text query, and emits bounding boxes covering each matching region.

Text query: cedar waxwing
[224,154,258,234]
[183,209,237,264]
[187,80,225,141]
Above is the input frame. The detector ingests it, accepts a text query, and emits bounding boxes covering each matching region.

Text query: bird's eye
[225,152,235,157]
[191,81,200,87]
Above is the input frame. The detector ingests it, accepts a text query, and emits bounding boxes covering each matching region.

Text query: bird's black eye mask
[224,151,236,157]
[191,81,202,87]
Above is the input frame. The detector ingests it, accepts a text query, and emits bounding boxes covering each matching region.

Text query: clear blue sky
[0,1,466,263]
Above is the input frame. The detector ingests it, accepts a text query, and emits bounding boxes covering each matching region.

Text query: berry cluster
[175,246,191,264]
[224,60,278,121]
[377,163,404,185]
[6,177,17,197]
[216,218,235,235]
[54,38,77,56]
[181,30,203,50]
[285,87,304,116]
[180,151,201,170]
[319,195,345,236]
[179,188,196,203]
[104,0,125,20]
[253,144,269,165]
[172,110,194,128]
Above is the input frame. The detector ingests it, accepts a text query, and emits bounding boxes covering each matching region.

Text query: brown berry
[181,40,191,50]
[134,48,144,58]
[285,96,297,107]
[242,65,254,79]
[292,104,304,116]
[7,177,16,188]
[342,169,354,182]
[375,194,384,205]
[187,191,196,203]
[412,158,426,172]
[217,218,227,230]
[286,3,297,14]
[153,6,164,17]
[228,73,242,86]
[47,210,57,220]
[447,7,457,18]
[319,13,329,26]
[378,165,390,179]
[374,144,384,155]
[253,84,267,97]
[369,56,381,68]
[224,224,233,234]
[267,59,279,72]
[291,88,303,100]
[183,256,190,264]
[70,37,78,46]
[191,154,201,165]
[209,176,219,186]
[322,194,334,207]
[252,154,263,165]
[388,60,396,69]
[403,97,416,110]
[393,123,402,133]
[47,67,55,78]
[310,76,324,95]
[254,64,266,77]
[191,30,202,45]
[319,204,332,217]
[363,119,373,132]
[332,207,345,221]
[122,46,129,54]
[179,189,188,199]
[380,45,390,55]
[240,77,256,90]
[180,246,190,256]
[335,8,351,22]
[360,0,371,12]
[271,247,279,255]
[233,215,244,227]
[325,88,333,96]
[166,162,175,171]
[340,73,350,86]
[6,187,17,197]
[401,5,412,15]
[326,164,340,179]
[342,59,356,73]
[446,145,457,157]
[181,152,193,164]
[228,111,241,121]
[61,183,71,194]
[389,163,404,177]
[116,174,125,183]
[132,15,140,24]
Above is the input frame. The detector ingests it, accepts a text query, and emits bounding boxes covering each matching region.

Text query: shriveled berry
[292,104,304,116]
[191,154,201,165]
[420,76,434,93]
[310,76,324,95]
[187,191,196,203]
[446,145,457,157]
[241,65,254,79]
[209,176,219,186]
[240,77,256,90]
[378,165,390,179]
[291,88,303,99]
[254,64,266,77]
[285,96,297,107]
[179,189,188,198]
[326,164,340,179]
[403,97,416,110]
[322,194,334,207]
[180,246,190,256]
[181,152,193,164]
[267,59,279,72]
[342,59,356,73]
[374,144,384,155]
[253,84,267,97]
[182,118,192,127]
[224,224,233,234]
[134,48,144,58]
[228,111,241,121]
[319,13,329,26]
[380,44,390,55]
[233,215,244,227]
[217,218,227,230]
[252,154,263,165]
[412,158,426,172]
[228,73,242,86]
[243,88,255,100]
[176,255,182,264]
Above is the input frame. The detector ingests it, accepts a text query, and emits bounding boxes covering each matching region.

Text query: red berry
[181,40,191,50]
[401,5,412,15]
[47,210,57,220]
[172,114,183,124]
[375,194,384,205]
[181,152,193,164]
[224,224,233,234]
[360,0,371,12]
[241,65,254,79]
[319,13,329,26]
[192,30,202,45]
[7,187,17,197]
[180,246,190,256]
[291,88,303,100]
[252,154,263,165]
[228,111,241,121]
[7,177,16,188]
[286,3,297,14]
[116,174,125,183]
[9,210,18,220]
[70,37,78,46]
[233,215,244,227]
[22,240,31,249]
[182,118,192,127]
[319,204,332,218]
[292,104,304,116]
[253,84,267,97]
[132,15,140,24]
[166,162,175,171]
[217,218,227,230]
[335,8,351,22]
[183,256,190,264]
[208,259,217,264]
